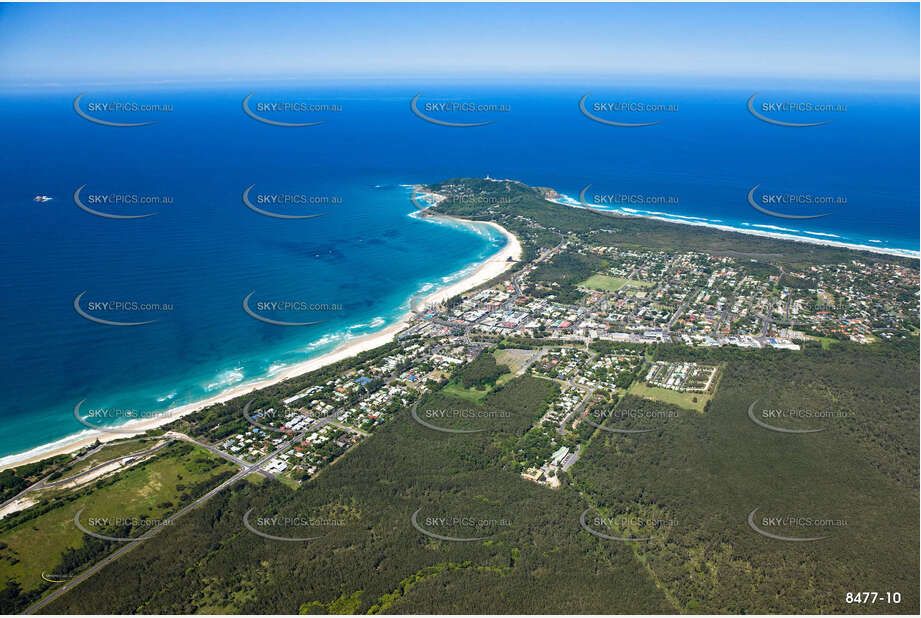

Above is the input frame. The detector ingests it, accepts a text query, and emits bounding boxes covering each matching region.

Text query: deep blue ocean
[1,79,918,462]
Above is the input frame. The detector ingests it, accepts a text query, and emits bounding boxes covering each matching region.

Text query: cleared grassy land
[627,381,712,413]
[441,352,515,401]
[440,371,516,402]
[0,443,236,599]
[575,343,919,613]
[44,376,672,615]
[579,274,653,292]
[809,335,840,350]
[53,439,165,479]
[440,380,490,402]
[493,348,537,375]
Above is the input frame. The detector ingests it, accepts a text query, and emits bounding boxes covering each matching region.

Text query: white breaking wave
[663,213,711,222]
[267,363,288,375]
[304,332,343,350]
[548,191,917,258]
[751,224,801,233]
[205,367,244,392]
[0,428,103,469]
[346,316,387,331]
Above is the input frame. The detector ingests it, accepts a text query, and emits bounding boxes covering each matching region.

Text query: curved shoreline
[0,216,522,471]
[4,179,910,470]
[550,195,919,259]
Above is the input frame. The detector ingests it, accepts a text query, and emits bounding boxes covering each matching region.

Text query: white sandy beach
[0,214,522,472]
[548,196,919,260]
[9,179,909,472]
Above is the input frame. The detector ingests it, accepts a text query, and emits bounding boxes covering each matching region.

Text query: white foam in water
[343,316,389,335]
[205,367,244,392]
[551,192,918,258]
[305,332,342,350]
[665,214,712,222]
[267,363,288,375]
[751,224,801,233]
[0,428,101,469]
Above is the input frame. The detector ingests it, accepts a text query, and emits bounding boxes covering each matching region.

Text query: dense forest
[35,340,919,614]
[456,352,510,389]
[572,341,919,613]
[427,178,917,270]
[39,376,672,614]
[10,178,919,614]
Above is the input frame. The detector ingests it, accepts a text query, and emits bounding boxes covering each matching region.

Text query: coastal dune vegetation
[2,177,917,615]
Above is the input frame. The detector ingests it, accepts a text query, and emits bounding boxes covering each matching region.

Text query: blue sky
[0,2,917,84]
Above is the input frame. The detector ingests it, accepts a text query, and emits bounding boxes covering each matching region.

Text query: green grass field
[440,372,516,402]
[810,335,840,350]
[579,274,653,292]
[627,381,712,413]
[54,439,165,479]
[493,348,536,375]
[0,442,236,598]
[441,352,516,402]
[575,343,920,613]
[440,379,491,402]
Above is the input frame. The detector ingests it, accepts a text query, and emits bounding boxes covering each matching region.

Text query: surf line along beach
[546,193,919,259]
[0,215,521,471]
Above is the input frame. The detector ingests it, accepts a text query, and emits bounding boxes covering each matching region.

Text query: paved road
[39,440,174,489]
[1,437,167,515]
[328,421,370,437]
[667,303,687,328]
[25,230,560,612]
[760,302,773,337]
[24,420,321,615]
[714,307,730,336]
[165,431,249,468]
[24,456,254,614]
[25,362,408,613]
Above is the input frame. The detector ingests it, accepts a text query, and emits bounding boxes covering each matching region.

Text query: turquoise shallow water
[0,156,506,462]
[0,81,917,463]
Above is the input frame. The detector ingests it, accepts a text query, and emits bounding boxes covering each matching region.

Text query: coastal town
[4,181,917,491]
[2,0,918,612]
[408,243,917,351]
[124,209,917,487]
[1,178,918,614]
